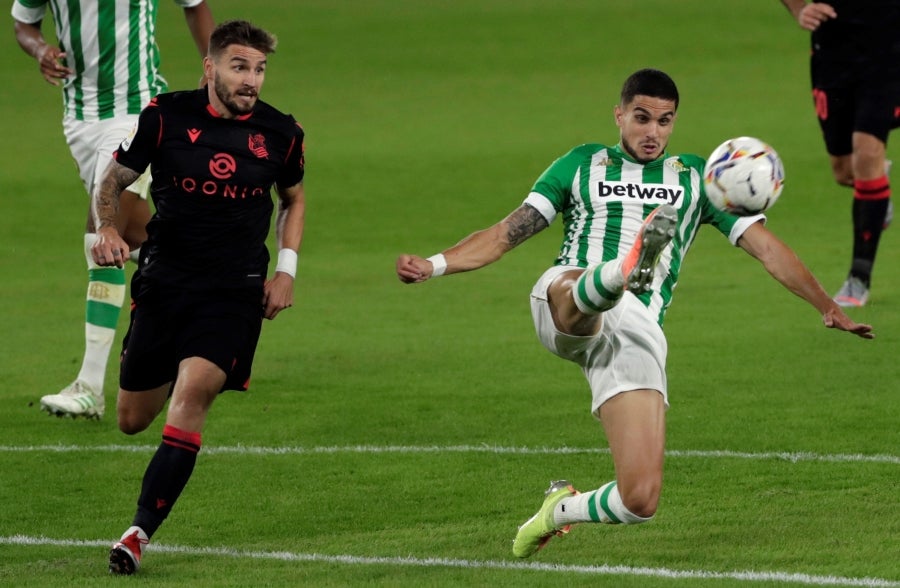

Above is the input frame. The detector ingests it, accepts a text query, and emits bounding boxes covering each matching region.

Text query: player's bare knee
[625,498,658,519]
[832,169,854,187]
[620,481,661,518]
[117,410,153,435]
[117,419,148,436]
[829,157,854,187]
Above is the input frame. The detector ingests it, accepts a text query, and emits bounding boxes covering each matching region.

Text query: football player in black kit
[781,0,900,307]
[91,20,306,575]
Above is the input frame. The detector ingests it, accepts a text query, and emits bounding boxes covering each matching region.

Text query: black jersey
[115,89,305,290]
[811,0,900,85]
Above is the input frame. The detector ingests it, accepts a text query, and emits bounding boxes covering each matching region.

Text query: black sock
[849,176,890,287]
[132,424,201,538]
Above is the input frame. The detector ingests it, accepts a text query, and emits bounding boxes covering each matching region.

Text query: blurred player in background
[11,0,215,419]
[397,68,873,558]
[781,0,900,306]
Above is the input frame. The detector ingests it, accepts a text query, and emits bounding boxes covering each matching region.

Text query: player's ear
[202,56,213,81]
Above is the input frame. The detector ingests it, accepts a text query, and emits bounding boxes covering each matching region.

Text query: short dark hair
[209,20,278,58]
[620,69,679,110]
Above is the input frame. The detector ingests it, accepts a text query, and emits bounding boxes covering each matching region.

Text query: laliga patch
[666,159,686,173]
[120,122,139,151]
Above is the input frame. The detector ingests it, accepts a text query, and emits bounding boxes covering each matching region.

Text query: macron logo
[597,180,683,206]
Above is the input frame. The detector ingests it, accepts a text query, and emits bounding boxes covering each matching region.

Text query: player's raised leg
[570,203,677,318]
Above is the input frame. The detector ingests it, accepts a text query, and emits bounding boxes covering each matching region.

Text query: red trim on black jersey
[206,103,254,121]
[285,136,296,164]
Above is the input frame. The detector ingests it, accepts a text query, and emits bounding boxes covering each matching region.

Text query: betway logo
[597,181,683,205]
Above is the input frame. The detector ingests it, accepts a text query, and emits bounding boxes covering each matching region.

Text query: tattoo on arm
[504,204,549,247]
[94,163,140,229]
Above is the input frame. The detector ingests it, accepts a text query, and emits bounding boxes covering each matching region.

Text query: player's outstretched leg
[512,480,579,558]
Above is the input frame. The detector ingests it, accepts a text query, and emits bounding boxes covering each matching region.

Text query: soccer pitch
[1,1,898,586]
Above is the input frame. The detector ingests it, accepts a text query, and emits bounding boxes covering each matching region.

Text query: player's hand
[91,228,130,268]
[262,272,294,320]
[36,45,73,86]
[396,254,435,283]
[797,3,837,31]
[822,308,874,339]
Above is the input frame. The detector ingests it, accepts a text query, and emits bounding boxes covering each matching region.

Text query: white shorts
[530,265,669,416]
[63,115,150,199]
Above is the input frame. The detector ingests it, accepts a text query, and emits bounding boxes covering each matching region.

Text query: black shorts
[810,63,900,155]
[119,281,264,393]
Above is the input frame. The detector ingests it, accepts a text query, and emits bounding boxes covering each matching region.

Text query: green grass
[1,1,898,586]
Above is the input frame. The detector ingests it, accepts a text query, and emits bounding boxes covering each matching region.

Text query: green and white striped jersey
[524,143,763,325]
[11,0,203,121]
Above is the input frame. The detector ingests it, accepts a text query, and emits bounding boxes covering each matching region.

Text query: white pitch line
[1,535,897,587]
[0,444,897,464]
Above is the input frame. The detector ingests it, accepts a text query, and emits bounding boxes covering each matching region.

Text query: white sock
[75,234,125,394]
[573,260,625,314]
[555,481,652,525]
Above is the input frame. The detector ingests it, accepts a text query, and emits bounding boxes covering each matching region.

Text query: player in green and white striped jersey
[396,68,873,558]
[12,0,214,419]
[525,140,753,328]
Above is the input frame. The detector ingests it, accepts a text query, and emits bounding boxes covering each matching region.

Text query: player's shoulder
[251,100,304,136]
[551,143,613,165]
[145,89,203,111]
[566,142,611,156]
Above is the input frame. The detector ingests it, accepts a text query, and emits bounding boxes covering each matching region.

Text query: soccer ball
[703,136,785,216]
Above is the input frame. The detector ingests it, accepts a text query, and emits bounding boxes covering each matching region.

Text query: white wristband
[276,248,298,278]
[426,253,447,277]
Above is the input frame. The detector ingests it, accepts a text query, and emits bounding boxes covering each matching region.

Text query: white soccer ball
[703,136,785,216]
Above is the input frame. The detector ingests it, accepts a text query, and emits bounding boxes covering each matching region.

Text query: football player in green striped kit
[12,0,214,419]
[396,68,874,558]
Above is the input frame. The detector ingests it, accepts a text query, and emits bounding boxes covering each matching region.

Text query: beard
[621,137,664,164]
[213,75,257,116]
